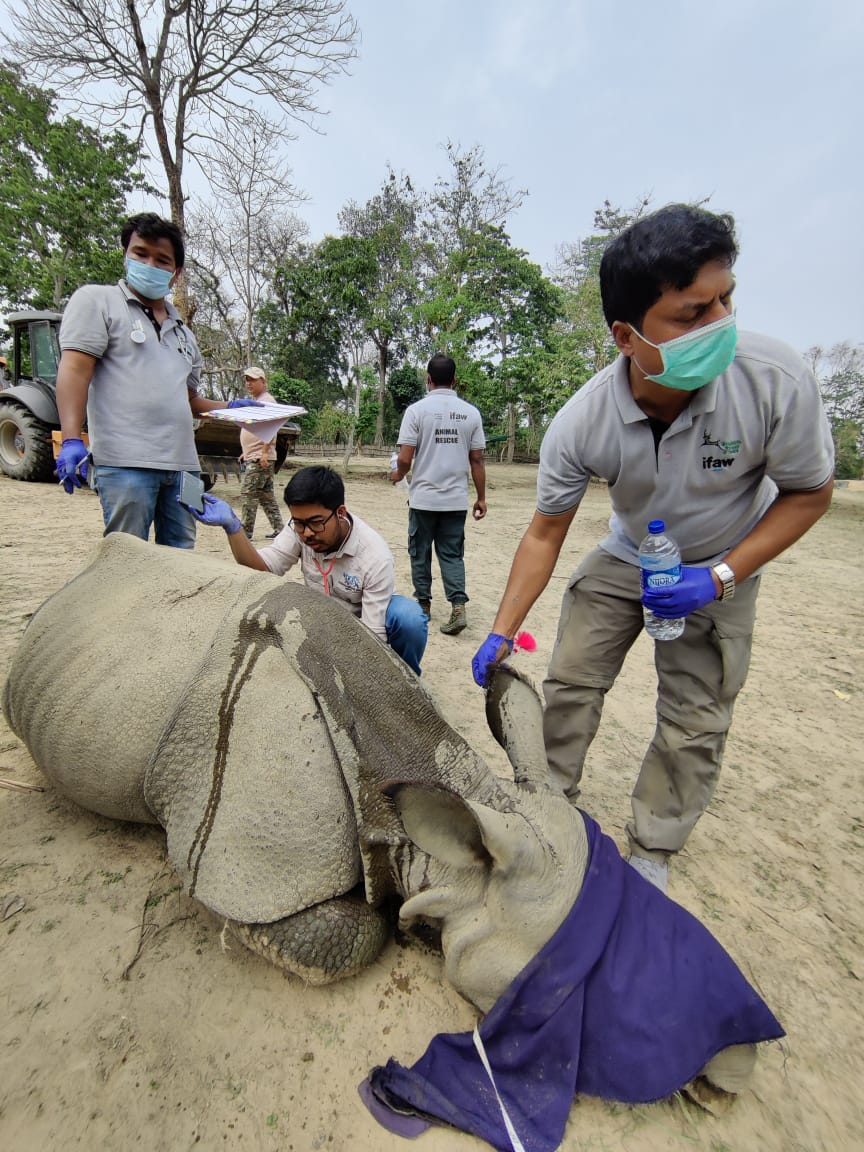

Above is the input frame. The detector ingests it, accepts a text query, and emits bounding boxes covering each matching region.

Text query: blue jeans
[95,467,197,549]
[385,594,428,675]
[407,508,468,606]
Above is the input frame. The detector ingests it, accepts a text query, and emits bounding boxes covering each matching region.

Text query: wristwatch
[711,561,736,602]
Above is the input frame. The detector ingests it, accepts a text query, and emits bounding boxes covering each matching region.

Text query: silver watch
[711,561,736,602]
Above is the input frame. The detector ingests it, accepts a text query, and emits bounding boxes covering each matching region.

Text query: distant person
[472,203,834,893]
[390,353,487,635]
[238,366,285,540]
[187,465,428,675]
[55,211,259,547]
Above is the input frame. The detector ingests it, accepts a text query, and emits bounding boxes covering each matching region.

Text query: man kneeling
[187,465,428,674]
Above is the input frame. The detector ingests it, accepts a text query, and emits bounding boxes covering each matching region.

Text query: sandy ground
[1,457,862,1152]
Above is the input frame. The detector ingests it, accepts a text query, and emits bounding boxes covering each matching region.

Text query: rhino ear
[390,783,525,873]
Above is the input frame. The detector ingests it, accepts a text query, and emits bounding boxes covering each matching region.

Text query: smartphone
[179,471,206,514]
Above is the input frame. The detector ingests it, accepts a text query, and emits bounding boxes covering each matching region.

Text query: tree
[418,143,526,360]
[387,364,424,420]
[456,226,563,461]
[804,342,864,479]
[0,63,146,309]
[424,142,526,270]
[256,242,350,409]
[4,1,357,242]
[186,116,306,368]
[544,198,652,405]
[339,171,421,446]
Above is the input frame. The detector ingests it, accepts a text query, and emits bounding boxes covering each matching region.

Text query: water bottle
[639,520,685,641]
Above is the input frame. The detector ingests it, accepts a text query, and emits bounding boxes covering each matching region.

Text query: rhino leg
[227,889,391,985]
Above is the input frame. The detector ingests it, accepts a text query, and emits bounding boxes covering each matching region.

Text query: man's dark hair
[284,466,344,510]
[121,212,186,268]
[599,204,738,330]
[427,352,456,386]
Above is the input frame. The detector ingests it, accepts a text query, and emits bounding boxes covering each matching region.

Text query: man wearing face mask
[472,203,834,893]
[55,212,258,547]
[189,464,428,675]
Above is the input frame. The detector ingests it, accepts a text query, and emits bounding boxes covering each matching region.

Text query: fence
[296,441,540,464]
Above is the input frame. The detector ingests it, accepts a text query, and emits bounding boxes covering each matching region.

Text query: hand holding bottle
[642,566,717,618]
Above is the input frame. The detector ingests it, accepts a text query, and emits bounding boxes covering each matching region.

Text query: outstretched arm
[491,507,578,637]
[471,506,577,687]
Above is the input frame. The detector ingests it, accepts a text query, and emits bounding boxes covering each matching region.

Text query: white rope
[472,1026,527,1152]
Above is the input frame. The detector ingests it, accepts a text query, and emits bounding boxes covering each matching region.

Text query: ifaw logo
[701,428,741,470]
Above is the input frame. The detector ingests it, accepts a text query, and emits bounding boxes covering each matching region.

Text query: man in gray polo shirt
[472,203,834,893]
[55,212,257,547]
[390,353,487,635]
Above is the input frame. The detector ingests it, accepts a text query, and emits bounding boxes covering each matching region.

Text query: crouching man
[187,465,428,675]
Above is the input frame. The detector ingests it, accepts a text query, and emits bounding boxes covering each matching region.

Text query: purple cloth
[361,811,784,1152]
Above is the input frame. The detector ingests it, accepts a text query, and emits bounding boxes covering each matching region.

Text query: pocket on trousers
[407,523,419,562]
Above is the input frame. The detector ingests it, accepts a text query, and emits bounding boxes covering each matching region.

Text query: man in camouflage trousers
[239,366,285,540]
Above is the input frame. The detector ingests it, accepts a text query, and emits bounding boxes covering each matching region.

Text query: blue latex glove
[642,565,718,618]
[56,438,89,494]
[226,398,265,409]
[182,492,244,534]
[472,633,514,688]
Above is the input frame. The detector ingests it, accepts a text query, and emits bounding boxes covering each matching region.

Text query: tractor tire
[0,402,57,482]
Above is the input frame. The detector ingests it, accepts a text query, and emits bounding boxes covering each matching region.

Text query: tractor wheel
[0,402,57,482]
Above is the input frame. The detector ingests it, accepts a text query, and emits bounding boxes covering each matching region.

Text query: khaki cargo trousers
[542,547,760,860]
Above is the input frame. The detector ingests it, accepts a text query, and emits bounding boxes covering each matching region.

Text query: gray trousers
[542,547,760,859]
[408,508,468,606]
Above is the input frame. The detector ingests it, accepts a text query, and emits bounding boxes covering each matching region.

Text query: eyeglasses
[289,509,337,535]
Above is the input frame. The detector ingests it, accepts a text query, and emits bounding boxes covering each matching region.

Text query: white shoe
[628,854,669,894]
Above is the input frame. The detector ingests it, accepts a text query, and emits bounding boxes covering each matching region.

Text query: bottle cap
[648,520,665,534]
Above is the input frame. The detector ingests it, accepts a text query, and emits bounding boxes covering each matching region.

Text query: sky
[271,0,863,355]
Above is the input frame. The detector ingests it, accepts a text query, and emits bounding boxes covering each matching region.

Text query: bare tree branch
[3,0,358,239]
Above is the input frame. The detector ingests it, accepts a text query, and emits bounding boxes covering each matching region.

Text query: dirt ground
[1,457,862,1152]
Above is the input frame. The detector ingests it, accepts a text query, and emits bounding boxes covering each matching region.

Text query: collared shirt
[258,512,394,640]
[537,330,835,566]
[59,280,202,471]
[240,390,278,463]
[397,388,486,511]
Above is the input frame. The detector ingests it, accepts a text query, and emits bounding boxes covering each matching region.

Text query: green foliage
[806,342,864,479]
[313,401,354,444]
[0,63,148,309]
[256,241,348,407]
[387,363,424,415]
[338,171,421,443]
[833,420,864,479]
[354,396,379,443]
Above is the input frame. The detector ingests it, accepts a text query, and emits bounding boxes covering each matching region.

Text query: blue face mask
[124,257,174,300]
[631,311,738,392]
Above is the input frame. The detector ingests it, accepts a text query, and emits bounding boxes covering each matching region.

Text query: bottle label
[640,564,682,591]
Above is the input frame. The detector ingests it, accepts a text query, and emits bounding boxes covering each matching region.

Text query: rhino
[3,533,776,1111]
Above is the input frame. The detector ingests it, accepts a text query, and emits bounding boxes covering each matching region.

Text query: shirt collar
[612,354,720,427]
[117,279,182,325]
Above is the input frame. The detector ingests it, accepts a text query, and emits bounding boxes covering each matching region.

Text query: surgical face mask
[631,311,737,392]
[124,256,174,300]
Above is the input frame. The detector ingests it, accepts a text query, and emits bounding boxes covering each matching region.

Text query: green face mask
[631,311,738,391]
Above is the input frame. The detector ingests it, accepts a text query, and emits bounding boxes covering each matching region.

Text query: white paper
[205,402,307,424]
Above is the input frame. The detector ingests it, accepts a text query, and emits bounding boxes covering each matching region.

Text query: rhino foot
[227,889,391,984]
